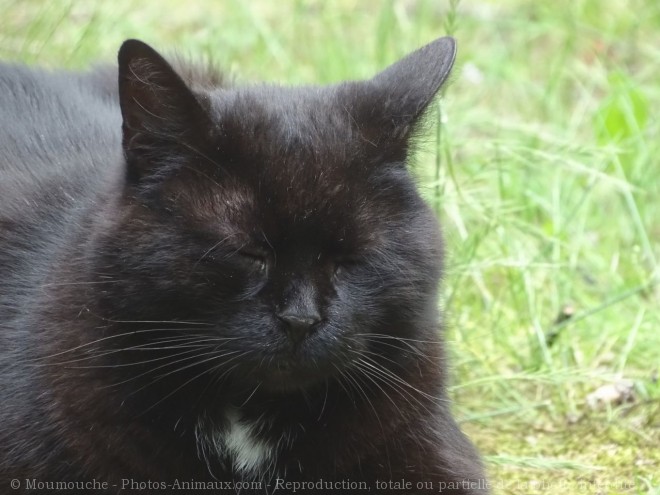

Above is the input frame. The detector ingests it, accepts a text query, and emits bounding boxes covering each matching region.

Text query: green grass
[2,0,658,493]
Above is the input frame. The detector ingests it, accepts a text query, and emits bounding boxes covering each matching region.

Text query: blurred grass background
[1,0,659,493]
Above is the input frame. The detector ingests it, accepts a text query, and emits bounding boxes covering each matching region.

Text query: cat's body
[0,39,487,494]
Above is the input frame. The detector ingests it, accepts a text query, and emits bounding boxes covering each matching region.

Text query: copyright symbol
[10,479,20,489]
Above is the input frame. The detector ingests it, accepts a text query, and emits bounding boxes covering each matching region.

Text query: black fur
[0,38,488,494]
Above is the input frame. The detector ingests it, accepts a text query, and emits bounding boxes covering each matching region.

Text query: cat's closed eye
[238,250,269,273]
[193,235,269,269]
[333,255,363,278]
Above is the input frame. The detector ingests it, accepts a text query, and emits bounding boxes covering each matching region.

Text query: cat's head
[95,38,455,394]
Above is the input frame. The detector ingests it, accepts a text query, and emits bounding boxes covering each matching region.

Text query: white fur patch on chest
[195,408,284,479]
[223,408,274,476]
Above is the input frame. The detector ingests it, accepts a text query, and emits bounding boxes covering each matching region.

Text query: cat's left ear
[118,39,212,183]
[357,37,456,147]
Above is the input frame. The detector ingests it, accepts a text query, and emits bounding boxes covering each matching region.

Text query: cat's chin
[256,363,332,394]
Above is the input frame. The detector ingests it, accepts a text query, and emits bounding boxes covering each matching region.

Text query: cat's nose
[277,311,321,344]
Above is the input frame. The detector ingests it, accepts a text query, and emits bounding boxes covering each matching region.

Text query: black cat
[0,38,488,494]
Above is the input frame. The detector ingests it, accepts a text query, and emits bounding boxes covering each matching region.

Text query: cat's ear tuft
[118,39,211,183]
[364,37,456,145]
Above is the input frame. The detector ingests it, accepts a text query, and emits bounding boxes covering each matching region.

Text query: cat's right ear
[348,36,456,159]
[118,39,212,184]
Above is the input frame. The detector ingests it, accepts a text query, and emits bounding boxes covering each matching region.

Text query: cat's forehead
[209,85,362,157]
[192,85,406,247]
[214,162,380,249]
[182,168,383,252]
[205,86,376,196]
